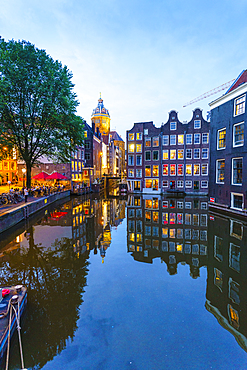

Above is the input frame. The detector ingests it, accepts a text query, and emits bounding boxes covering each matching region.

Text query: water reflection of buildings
[207,214,247,352]
[127,195,208,278]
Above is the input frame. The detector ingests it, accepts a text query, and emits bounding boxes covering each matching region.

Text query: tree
[0,38,84,188]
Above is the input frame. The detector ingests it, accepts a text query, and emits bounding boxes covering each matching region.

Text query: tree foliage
[0,38,84,186]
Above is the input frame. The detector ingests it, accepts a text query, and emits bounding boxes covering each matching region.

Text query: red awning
[32,171,49,180]
[46,172,68,180]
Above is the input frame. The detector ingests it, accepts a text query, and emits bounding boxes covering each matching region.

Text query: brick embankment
[0,190,70,234]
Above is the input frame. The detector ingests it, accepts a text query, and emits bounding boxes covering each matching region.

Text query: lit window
[136,132,142,140]
[128,169,134,177]
[234,94,245,116]
[163,150,169,160]
[186,134,192,145]
[170,121,177,130]
[202,133,209,144]
[186,149,192,159]
[128,133,134,141]
[84,130,88,138]
[145,138,151,147]
[163,164,168,176]
[178,135,184,145]
[201,164,208,175]
[194,164,200,175]
[232,158,242,185]
[170,149,176,160]
[194,148,200,159]
[128,144,135,153]
[186,164,192,176]
[217,128,226,149]
[163,135,169,145]
[153,137,159,146]
[194,120,201,129]
[194,133,200,144]
[202,148,208,159]
[233,122,244,147]
[177,164,183,176]
[136,144,142,153]
[170,135,176,145]
[153,165,159,177]
[145,179,152,189]
[177,149,184,159]
[145,165,151,177]
[170,164,176,176]
[216,159,225,183]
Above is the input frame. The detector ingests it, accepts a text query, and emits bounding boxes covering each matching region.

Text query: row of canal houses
[126,69,247,217]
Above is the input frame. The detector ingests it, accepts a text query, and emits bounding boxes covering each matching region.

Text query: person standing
[24,187,29,203]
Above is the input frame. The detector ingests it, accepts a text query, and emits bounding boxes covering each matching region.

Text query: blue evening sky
[1,0,247,138]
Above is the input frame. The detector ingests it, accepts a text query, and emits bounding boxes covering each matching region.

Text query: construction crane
[183,79,235,108]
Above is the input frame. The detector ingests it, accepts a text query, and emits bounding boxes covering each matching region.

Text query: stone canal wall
[0,190,70,234]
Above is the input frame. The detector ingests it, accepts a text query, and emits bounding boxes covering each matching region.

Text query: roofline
[209,82,247,109]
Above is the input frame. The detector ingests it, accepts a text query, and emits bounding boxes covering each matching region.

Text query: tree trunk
[26,162,32,189]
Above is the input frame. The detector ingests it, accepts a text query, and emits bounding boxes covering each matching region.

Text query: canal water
[0,195,247,369]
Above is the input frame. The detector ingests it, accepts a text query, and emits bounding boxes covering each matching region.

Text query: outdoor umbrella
[46,172,68,180]
[32,171,49,180]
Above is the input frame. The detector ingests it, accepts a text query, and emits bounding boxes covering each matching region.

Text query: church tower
[91,94,111,141]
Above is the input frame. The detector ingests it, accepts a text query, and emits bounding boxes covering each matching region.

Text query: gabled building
[209,70,247,216]
[126,108,209,194]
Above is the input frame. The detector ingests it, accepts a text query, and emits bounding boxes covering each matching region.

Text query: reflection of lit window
[162,201,168,208]
[136,233,142,242]
[153,211,159,223]
[136,246,142,252]
[129,233,135,242]
[153,198,159,209]
[185,213,191,225]
[170,229,176,238]
[145,199,152,208]
[230,220,243,240]
[129,245,135,252]
[228,304,239,329]
[145,211,151,222]
[169,213,176,224]
[177,213,183,224]
[170,164,176,176]
[176,243,183,252]
[162,213,168,224]
[193,214,199,226]
[162,228,168,238]
[163,164,168,176]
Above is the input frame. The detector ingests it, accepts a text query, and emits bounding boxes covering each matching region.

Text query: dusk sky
[1,0,247,139]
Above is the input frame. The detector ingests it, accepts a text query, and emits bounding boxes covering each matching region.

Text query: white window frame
[194,120,201,129]
[194,133,201,145]
[136,169,142,178]
[233,122,244,147]
[177,180,184,188]
[202,148,208,159]
[234,94,246,117]
[170,135,176,145]
[128,155,134,166]
[194,164,200,176]
[185,180,192,188]
[128,169,134,178]
[232,157,243,186]
[163,135,169,146]
[201,180,208,188]
[201,164,208,176]
[170,121,177,130]
[136,155,142,166]
[216,159,225,184]
[136,132,142,141]
[163,150,169,160]
[202,133,209,144]
[144,129,148,135]
[194,148,200,159]
[231,193,244,210]
[217,128,226,150]
[128,133,134,141]
[162,180,168,187]
[186,149,192,159]
[186,134,192,145]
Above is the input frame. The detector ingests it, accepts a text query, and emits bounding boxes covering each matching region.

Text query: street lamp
[22,168,26,188]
